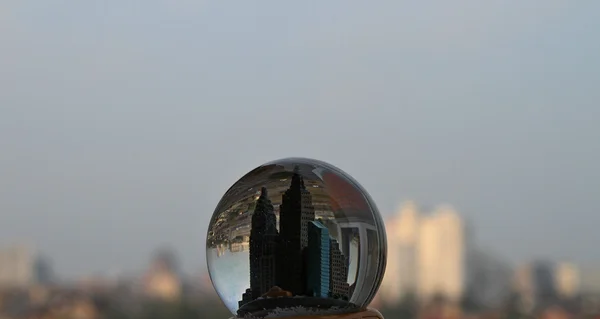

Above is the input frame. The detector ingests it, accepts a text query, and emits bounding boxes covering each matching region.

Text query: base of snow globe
[229,307,384,319]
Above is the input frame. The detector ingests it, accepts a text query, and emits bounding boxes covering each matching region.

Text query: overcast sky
[1,1,599,278]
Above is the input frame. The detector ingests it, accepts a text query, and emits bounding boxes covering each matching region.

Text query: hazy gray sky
[1,1,599,278]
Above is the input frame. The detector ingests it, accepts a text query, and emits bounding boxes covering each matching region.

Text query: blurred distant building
[554,263,579,298]
[512,260,580,310]
[379,202,465,305]
[143,248,182,301]
[417,206,465,303]
[380,202,419,303]
[513,264,536,312]
[532,261,558,302]
[579,266,600,294]
[0,244,52,288]
[144,269,181,301]
[33,255,55,285]
[465,247,512,308]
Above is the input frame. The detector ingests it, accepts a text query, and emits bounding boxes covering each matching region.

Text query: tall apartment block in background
[379,202,465,304]
[417,206,464,302]
[0,244,53,288]
[555,262,580,299]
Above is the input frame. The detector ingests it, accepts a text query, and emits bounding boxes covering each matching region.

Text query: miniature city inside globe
[206,158,387,318]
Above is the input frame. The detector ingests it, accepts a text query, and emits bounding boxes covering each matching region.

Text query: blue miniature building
[306,221,331,298]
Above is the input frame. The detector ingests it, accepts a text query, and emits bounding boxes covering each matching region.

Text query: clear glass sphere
[206,158,387,318]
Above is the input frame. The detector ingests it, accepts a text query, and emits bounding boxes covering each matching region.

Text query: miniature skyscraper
[306,221,331,298]
[277,170,316,295]
[248,187,279,300]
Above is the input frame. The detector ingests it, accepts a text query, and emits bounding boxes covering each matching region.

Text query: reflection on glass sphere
[206,158,387,318]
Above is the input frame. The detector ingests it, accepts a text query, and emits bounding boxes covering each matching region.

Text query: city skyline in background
[2,1,600,279]
[4,201,600,312]
[2,199,600,280]
[376,203,600,311]
[3,200,600,290]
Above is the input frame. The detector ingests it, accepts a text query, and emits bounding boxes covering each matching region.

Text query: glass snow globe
[206,158,387,318]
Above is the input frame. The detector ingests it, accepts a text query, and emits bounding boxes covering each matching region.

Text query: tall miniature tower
[306,221,331,298]
[277,168,316,295]
[249,187,279,300]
